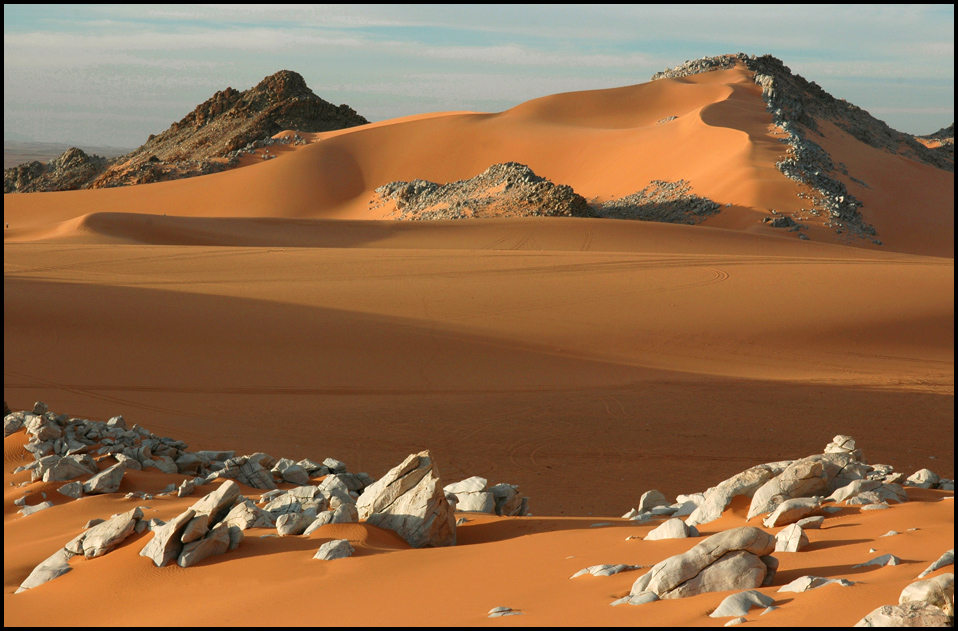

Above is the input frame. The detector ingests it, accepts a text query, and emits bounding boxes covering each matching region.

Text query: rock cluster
[369,162,593,220]
[443,476,529,516]
[855,573,954,626]
[4,70,368,193]
[596,179,720,224]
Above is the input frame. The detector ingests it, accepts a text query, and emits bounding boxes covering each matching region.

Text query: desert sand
[4,60,953,626]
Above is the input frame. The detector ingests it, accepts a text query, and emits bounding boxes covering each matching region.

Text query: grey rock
[853,554,902,569]
[610,591,659,606]
[778,575,855,592]
[918,550,954,579]
[263,493,303,516]
[905,469,941,489]
[774,524,808,552]
[19,501,54,516]
[455,491,496,513]
[356,450,456,548]
[571,564,639,578]
[824,435,863,461]
[80,507,143,558]
[178,523,230,568]
[763,497,821,527]
[57,481,83,499]
[323,457,347,473]
[42,454,98,481]
[313,538,355,561]
[899,573,954,617]
[190,480,240,524]
[710,590,775,617]
[489,483,524,516]
[630,526,775,599]
[444,476,487,494]
[222,500,275,530]
[796,516,825,529]
[331,503,359,524]
[180,514,210,544]
[724,617,747,626]
[277,512,310,536]
[687,461,790,527]
[281,464,310,486]
[15,548,73,593]
[82,462,126,495]
[748,458,826,519]
[177,479,196,498]
[139,509,196,567]
[638,489,670,513]
[302,510,334,536]
[854,601,952,627]
[645,518,692,541]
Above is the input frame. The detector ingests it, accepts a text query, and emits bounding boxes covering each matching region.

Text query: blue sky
[4,4,954,147]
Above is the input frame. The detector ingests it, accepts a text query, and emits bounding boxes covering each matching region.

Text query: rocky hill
[652,54,953,243]
[4,70,368,193]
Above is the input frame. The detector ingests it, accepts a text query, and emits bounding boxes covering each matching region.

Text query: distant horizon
[4,5,954,147]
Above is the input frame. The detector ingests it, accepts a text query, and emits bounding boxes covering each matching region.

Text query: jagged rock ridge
[4,70,368,193]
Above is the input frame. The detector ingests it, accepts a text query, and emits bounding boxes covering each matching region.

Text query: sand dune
[3,57,953,626]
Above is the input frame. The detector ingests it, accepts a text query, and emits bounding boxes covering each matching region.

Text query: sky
[3,4,954,148]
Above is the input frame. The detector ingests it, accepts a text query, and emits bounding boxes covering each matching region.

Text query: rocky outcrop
[370,163,593,220]
[356,450,456,548]
[629,527,776,600]
[4,70,368,193]
[595,180,720,224]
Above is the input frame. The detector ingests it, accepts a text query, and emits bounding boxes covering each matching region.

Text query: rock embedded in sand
[15,548,73,593]
[313,539,354,561]
[178,523,231,568]
[906,468,941,489]
[18,501,54,516]
[629,526,776,599]
[686,461,791,527]
[853,554,902,569]
[637,489,670,513]
[222,500,276,530]
[82,462,126,495]
[774,524,808,552]
[190,479,240,524]
[854,601,953,627]
[571,564,639,579]
[709,590,775,617]
[356,450,456,548]
[180,514,210,544]
[644,518,696,541]
[140,509,196,567]
[80,507,144,558]
[57,480,84,499]
[276,513,310,536]
[777,576,855,592]
[918,550,955,579]
[763,497,821,527]
[899,573,955,617]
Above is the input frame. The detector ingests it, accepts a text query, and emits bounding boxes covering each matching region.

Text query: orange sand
[3,61,953,626]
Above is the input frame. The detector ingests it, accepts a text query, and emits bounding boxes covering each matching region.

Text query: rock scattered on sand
[777,576,855,593]
[854,601,953,627]
[645,518,697,541]
[487,607,522,617]
[709,590,776,617]
[918,550,954,579]
[853,554,901,569]
[774,524,809,552]
[356,450,456,548]
[313,539,355,561]
[571,564,640,579]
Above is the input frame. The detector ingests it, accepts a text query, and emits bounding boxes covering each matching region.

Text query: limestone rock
[180,514,210,544]
[796,516,824,529]
[80,507,144,558]
[42,454,98,481]
[571,564,639,578]
[748,458,826,519]
[824,435,863,461]
[611,591,659,606]
[906,469,941,489]
[638,489,670,513]
[853,554,902,569]
[82,462,126,495]
[710,590,776,617]
[686,461,791,527]
[774,524,808,552]
[918,550,955,579]
[778,575,855,592]
[190,480,240,524]
[303,511,334,536]
[645,518,693,541]
[331,503,359,524]
[57,481,83,499]
[140,509,196,567]
[15,548,73,593]
[854,601,952,627]
[356,450,455,548]
[223,500,275,530]
[763,497,821,527]
[899,573,954,617]
[178,523,230,568]
[277,512,310,536]
[313,538,355,561]
[630,526,775,599]
[19,501,54,516]
[177,479,196,498]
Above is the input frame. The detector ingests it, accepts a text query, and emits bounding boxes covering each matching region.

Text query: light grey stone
[724,617,747,626]
[82,462,126,495]
[854,601,952,627]
[763,497,821,527]
[15,548,73,593]
[686,461,790,527]
[264,494,302,516]
[710,590,775,617]
[777,575,855,592]
[313,538,354,560]
[57,481,83,499]
[302,511,334,536]
[180,514,210,544]
[899,573,954,617]
[853,554,902,569]
[610,591,659,606]
[177,479,196,498]
[748,458,826,519]
[796,516,825,529]
[178,523,230,568]
[444,476,487,494]
[356,450,455,548]
[323,457,347,473]
[630,526,776,599]
[331,503,359,524]
[139,509,196,567]
[80,507,143,558]
[638,489,670,513]
[918,550,954,579]
[774,524,808,552]
[571,564,639,578]
[281,464,310,486]
[277,512,310,536]
[455,491,496,513]
[223,500,275,530]
[19,501,54,516]
[490,483,524,516]
[824,435,863,461]
[190,480,240,524]
[906,469,941,489]
[645,518,691,541]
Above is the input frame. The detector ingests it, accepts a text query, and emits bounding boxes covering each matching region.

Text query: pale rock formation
[57,481,83,499]
[638,489,670,513]
[302,511,334,536]
[82,462,126,494]
[777,576,855,592]
[140,509,196,567]
[277,512,310,536]
[824,435,863,460]
[313,538,354,560]
[709,590,776,617]
[796,516,825,529]
[18,501,54,516]
[763,497,821,527]
[190,480,240,524]
[899,573,954,617]
[222,500,276,530]
[75,507,144,558]
[854,601,953,627]
[918,550,955,579]
[178,523,231,567]
[906,469,941,489]
[177,478,195,497]
[15,548,73,593]
[686,461,791,527]
[610,591,659,606]
[774,524,808,552]
[630,527,776,599]
[356,450,456,548]
[571,564,639,578]
[645,518,696,540]
[853,554,902,569]
[331,503,359,524]
[180,514,210,544]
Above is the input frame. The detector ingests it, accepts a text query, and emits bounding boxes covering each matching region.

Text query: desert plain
[3,55,954,626]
